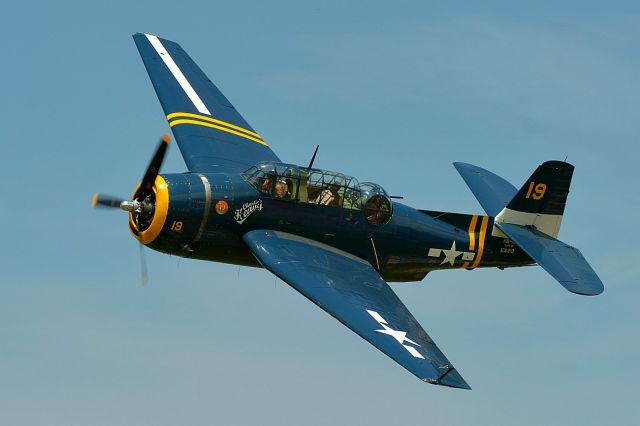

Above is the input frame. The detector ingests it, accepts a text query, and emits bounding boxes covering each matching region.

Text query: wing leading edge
[133,33,280,173]
[243,230,471,389]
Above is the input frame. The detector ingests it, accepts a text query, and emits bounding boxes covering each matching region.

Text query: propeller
[92,193,127,209]
[140,133,171,197]
[92,133,171,284]
[139,242,149,285]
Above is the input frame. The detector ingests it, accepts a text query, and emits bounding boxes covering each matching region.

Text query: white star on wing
[440,240,462,266]
[375,323,420,346]
[366,310,425,359]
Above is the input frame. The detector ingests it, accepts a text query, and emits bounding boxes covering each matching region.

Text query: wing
[133,33,280,173]
[243,230,471,389]
[496,223,604,296]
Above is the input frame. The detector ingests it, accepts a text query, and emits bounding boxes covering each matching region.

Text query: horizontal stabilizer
[496,223,604,296]
[453,162,517,216]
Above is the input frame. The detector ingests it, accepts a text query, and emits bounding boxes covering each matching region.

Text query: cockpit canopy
[243,161,393,225]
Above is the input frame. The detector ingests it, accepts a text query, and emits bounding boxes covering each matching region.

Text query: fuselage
[135,169,534,282]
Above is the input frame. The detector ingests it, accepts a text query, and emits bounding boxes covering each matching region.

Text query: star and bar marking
[367,310,425,359]
[427,215,490,268]
[428,241,475,266]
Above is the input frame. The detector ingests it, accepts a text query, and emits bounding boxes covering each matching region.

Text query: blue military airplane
[93,33,604,390]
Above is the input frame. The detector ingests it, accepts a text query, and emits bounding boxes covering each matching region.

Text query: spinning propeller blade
[91,133,171,285]
[92,193,127,209]
[90,134,171,210]
[140,133,171,195]
[139,242,149,285]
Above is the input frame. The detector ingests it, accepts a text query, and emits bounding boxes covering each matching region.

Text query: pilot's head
[275,180,288,198]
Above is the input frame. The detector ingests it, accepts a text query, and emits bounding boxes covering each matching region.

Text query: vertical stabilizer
[495,161,573,238]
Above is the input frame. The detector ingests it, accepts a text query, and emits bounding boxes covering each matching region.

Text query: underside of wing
[243,230,471,389]
[133,33,280,173]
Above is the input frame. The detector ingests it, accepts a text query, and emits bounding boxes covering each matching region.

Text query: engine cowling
[129,175,170,245]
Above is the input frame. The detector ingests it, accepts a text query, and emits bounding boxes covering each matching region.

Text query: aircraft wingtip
[424,367,472,390]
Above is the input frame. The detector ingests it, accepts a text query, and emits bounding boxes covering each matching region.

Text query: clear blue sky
[1,1,638,425]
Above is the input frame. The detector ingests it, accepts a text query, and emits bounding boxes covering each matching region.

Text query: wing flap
[243,230,470,389]
[496,223,604,296]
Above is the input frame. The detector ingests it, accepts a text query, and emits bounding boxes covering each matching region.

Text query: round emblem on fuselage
[215,200,229,215]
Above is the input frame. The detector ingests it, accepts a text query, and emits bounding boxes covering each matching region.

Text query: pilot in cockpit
[275,179,289,198]
[313,184,341,207]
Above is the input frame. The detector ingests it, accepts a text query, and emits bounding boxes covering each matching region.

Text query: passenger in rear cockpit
[313,184,341,207]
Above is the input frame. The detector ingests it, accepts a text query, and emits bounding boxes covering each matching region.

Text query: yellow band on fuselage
[462,214,479,269]
[470,216,489,269]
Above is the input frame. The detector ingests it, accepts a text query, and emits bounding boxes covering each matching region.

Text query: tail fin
[496,161,574,238]
[455,160,603,295]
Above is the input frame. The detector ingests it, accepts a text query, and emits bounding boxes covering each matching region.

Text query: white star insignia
[375,323,420,346]
[366,310,425,359]
[440,240,462,266]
